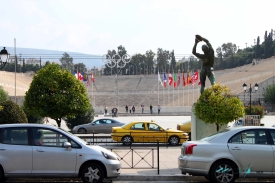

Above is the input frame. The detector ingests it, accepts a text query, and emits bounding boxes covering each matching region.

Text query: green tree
[22,106,44,124]
[24,63,91,127]
[0,86,9,111]
[65,106,95,131]
[144,50,155,74]
[195,83,245,131]
[0,100,28,124]
[59,52,73,71]
[263,84,275,109]
[74,63,87,73]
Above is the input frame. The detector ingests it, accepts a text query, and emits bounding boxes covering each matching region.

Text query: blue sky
[1,0,274,60]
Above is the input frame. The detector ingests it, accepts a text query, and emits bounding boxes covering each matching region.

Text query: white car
[0,124,120,183]
[178,126,275,183]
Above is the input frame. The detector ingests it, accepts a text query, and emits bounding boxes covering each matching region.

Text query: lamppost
[243,83,259,115]
[102,54,131,107]
[0,47,10,69]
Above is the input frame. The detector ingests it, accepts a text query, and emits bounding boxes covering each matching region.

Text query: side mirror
[63,142,72,149]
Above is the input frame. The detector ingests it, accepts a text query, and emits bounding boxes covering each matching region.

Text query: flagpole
[158,71,159,105]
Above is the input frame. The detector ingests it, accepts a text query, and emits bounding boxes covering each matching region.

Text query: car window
[148,123,160,131]
[93,120,101,125]
[1,127,28,145]
[229,129,267,144]
[268,130,275,145]
[130,123,145,130]
[32,128,80,148]
[105,119,112,124]
[200,129,229,141]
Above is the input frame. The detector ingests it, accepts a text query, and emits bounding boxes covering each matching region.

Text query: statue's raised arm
[192,35,215,94]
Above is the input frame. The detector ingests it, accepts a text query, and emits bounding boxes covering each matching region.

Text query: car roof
[130,120,156,123]
[0,123,60,129]
[227,126,275,131]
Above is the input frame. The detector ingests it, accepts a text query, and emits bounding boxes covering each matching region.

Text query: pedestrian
[132,105,135,114]
[125,105,128,113]
[45,117,49,124]
[104,106,108,115]
[141,104,144,113]
[158,105,161,114]
[150,104,153,114]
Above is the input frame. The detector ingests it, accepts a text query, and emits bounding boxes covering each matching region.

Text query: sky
[1,0,274,60]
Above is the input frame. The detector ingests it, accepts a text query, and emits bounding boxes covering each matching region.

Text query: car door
[228,129,273,177]
[103,119,116,133]
[266,129,275,176]
[32,128,77,174]
[0,127,32,174]
[89,120,104,133]
[147,123,165,142]
[129,123,146,142]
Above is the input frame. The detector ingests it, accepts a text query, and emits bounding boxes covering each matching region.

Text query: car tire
[188,132,191,141]
[80,163,104,183]
[210,160,237,183]
[0,167,4,182]
[122,135,133,145]
[78,128,87,134]
[168,136,180,146]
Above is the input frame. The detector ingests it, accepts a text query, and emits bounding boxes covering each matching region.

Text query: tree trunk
[216,123,220,132]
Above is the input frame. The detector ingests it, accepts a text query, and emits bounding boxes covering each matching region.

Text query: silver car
[178,126,275,183]
[0,124,120,183]
[72,118,125,134]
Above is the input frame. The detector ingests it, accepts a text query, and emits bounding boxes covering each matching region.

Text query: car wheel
[210,160,237,183]
[168,136,180,146]
[80,163,104,183]
[0,167,4,182]
[122,135,133,145]
[188,132,191,141]
[78,128,87,134]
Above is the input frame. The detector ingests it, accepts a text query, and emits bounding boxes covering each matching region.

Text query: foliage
[244,105,264,118]
[0,100,28,124]
[74,63,86,73]
[22,106,44,124]
[65,106,95,131]
[24,63,91,127]
[194,83,245,131]
[0,86,9,111]
[263,84,275,105]
[60,52,73,71]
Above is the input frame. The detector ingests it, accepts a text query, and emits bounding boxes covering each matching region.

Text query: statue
[192,35,215,94]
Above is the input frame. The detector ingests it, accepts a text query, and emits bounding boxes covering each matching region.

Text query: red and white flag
[168,72,173,86]
[190,70,199,85]
[78,72,83,81]
[91,73,95,82]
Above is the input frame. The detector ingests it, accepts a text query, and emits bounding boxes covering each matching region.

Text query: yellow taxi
[176,120,191,140]
[176,120,191,133]
[111,120,189,146]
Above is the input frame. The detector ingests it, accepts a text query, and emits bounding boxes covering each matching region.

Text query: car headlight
[101,151,117,160]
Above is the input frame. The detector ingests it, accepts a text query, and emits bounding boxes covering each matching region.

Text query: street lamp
[0,47,10,69]
[243,83,259,115]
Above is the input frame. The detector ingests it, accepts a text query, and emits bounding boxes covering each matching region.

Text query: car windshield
[59,128,87,143]
[200,129,230,142]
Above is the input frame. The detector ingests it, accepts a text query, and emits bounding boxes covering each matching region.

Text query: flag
[177,73,181,87]
[190,70,199,85]
[183,73,186,86]
[158,72,163,86]
[74,71,78,79]
[186,72,191,86]
[168,72,173,86]
[163,73,167,88]
[78,72,83,81]
[173,73,177,88]
[198,81,201,85]
[91,73,95,82]
[83,73,88,82]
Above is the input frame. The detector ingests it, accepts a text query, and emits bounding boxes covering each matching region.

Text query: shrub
[244,105,264,118]
[65,107,95,131]
[0,100,27,124]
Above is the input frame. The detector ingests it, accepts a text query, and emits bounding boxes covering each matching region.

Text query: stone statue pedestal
[191,103,227,141]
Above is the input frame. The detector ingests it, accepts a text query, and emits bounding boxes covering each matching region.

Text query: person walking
[104,106,108,115]
[132,105,135,114]
[141,104,144,113]
[150,104,153,114]
[158,105,161,114]
[125,105,128,113]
